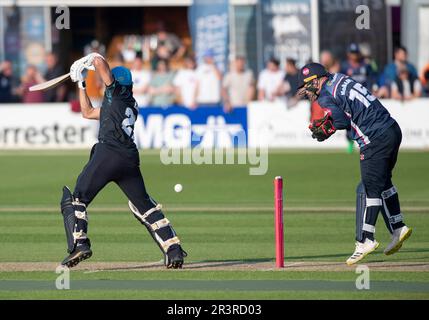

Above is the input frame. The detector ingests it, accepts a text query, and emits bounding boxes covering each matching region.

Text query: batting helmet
[111,66,133,86]
[298,63,329,89]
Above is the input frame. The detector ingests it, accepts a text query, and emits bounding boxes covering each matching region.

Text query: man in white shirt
[257,58,285,102]
[195,49,222,106]
[131,56,151,107]
[222,56,255,112]
[173,57,198,109]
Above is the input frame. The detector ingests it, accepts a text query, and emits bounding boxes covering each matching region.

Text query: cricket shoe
[165,244,187,269]
[61,241,92,268]
[384,226,412,256]
[346,239,379,266]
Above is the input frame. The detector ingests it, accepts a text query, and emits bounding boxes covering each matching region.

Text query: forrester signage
[0,104,97,148]
[0,123,92,145]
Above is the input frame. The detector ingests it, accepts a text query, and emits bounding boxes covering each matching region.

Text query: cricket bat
[29,73,70,91]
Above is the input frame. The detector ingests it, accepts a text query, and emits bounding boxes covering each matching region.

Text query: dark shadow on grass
[285,253,352,260]
[361,248,429,263]
[83,262,164,272]
[285,248,429,261]
[195,258,273,264]
[84,258,275,272]
[84,255,348,272]
[397,248,429,254]
[184,258,274,270]
[361,262,429,268]
[82,248,429,272]
[370,256,429,263]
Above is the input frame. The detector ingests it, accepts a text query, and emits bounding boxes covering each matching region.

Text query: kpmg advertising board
[0,101,428,149]
[134,106,248,149]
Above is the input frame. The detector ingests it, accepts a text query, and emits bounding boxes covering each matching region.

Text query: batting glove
[84,52,104,68]
[70,61,89,83]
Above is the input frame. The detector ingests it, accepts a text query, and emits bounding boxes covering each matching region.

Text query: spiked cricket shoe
[61,242,92,268]
[346,239,379,266]
[384,226,412,255]
[165,244,187,269]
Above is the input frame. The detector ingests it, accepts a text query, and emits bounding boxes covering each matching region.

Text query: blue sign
[134,106,247,149]
[188,0,229,73]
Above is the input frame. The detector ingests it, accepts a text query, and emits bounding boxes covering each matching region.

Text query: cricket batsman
[297,62,412,265]
[59,53,187,268]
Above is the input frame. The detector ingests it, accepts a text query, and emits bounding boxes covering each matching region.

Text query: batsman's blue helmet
[111,66,133,86]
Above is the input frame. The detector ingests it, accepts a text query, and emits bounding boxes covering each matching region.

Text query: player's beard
[299,80,321,102]
[298,87,317,102]
[307,91,319,102]
[304,88,320,102]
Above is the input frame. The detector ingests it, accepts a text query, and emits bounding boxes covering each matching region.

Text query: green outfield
[0,150,428,299]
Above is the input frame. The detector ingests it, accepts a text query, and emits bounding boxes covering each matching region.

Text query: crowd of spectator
[255,44,429,104]
[0,52,67,104]
[1,39,429,107]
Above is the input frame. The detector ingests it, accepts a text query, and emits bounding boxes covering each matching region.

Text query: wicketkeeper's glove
[309,114,337,142]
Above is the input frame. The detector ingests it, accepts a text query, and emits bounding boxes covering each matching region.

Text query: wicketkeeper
[297,62,412,265]
[60,53,187,268]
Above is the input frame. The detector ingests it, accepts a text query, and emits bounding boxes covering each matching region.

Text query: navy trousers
[358,121,404,240]
[74,142,155,213]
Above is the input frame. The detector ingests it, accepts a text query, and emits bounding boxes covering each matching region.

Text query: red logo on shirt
[303,68,310,76]
[360,154,365,161]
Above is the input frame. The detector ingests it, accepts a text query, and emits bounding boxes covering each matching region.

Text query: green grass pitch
[0,150,428,299]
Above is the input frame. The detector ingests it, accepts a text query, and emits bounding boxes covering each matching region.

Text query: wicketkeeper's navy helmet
[298,63,330,89]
